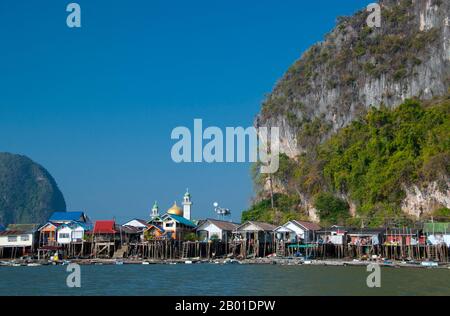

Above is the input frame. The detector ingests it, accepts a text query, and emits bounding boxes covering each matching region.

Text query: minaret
[150,201,160,219]
[182,189,192,220]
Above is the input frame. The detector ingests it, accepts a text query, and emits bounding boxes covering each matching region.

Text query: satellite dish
[213,202,231,220]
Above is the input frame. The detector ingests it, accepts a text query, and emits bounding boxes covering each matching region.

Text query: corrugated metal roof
[6,224,39,233]
[93,220,116,234]
[120,225,142,234]
[292,220,321,231]
[423,222,450,234]
[49,211,85,222]
[165,214,196,227]
[197,219,239,231]
[122,218,149,227]
[0,230,30,236]
[236,221,276,232]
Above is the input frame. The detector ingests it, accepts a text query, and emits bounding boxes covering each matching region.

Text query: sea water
[0,264,449,296]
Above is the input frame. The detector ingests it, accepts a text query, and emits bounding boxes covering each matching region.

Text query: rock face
[255,0,450,220]
[0,153,66,225]
[401,182,450,218]
[259,0,449,156]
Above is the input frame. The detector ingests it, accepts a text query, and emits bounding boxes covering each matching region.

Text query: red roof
[94,220,116,234]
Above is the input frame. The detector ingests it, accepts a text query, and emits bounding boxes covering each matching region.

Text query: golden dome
[167,202,183,216]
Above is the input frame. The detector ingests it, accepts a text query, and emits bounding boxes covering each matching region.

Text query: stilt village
[1,190,449,268]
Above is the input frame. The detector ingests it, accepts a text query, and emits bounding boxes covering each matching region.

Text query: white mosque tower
[182,189,192,220]
[150,201,160,219]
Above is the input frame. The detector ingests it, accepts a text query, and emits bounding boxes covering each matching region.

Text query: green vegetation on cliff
[0,153,66,225]
[247,97,450,226]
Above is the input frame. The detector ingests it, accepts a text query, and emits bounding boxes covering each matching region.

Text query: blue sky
[0,0,372,223]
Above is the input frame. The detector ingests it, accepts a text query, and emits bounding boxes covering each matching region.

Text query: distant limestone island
[0,152,66,226]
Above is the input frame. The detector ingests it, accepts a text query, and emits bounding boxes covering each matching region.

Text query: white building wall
[285,222,306,239]
[198,223,223,240]
[0,234,33,247]
[72,227,85,241]
[57,227,73,244]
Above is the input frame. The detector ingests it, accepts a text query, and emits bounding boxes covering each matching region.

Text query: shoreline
[1,257,449,269]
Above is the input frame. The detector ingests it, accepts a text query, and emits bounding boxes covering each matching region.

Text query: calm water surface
[0,264,449,296]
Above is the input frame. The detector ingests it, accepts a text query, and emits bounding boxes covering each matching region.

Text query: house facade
[424,222,450,246]
[93,220,117,242]
[196,219,239,242]
[233,221,276,243]
[384,228,425,246]
[161,212,196,240]
[316,226,349,245]
[0,224,39,258]
[39,212,92,247]
[56,222,91,245]
[274,220,321,243]
[38,222,59,247]
[347,228,385,246]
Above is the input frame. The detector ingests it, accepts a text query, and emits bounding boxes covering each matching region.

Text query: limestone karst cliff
[249,0,450,225]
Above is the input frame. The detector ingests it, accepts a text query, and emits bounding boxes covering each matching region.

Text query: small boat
[27,263,41,267]
[115,260,124,265]
[184,260,193,264]
[142,262,150,265]
[421,261,438,267]
[303,260,312,265]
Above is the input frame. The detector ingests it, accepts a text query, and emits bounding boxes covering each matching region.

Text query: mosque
[147,190,196,240]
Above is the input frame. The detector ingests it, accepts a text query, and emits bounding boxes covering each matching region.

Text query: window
[7,236,17,243]
[73,231,83,239]
[20,235,29,241]
[165,223,173,228]
[59,233,70,239]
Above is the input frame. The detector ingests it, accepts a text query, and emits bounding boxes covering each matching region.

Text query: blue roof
[165,214,196,227]
[49,211,85,222]
[0,224,5,232]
